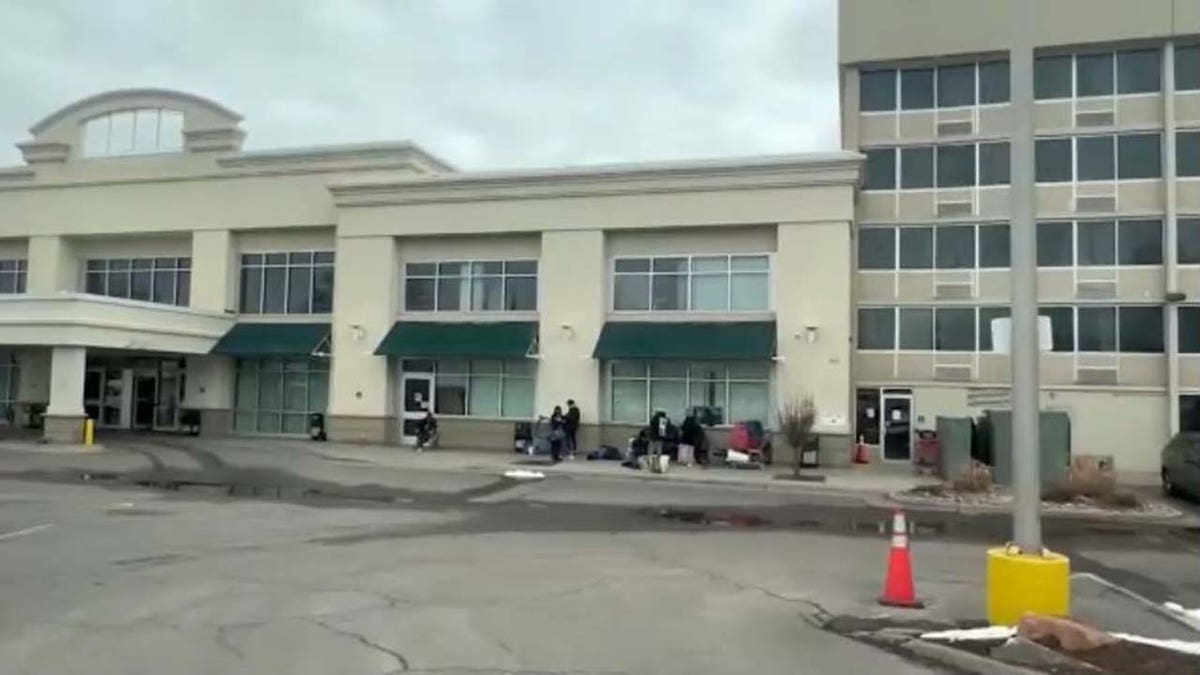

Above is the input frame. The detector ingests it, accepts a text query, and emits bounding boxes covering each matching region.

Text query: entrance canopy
[211,322,331,357]
[375,321,537,358]
[592,321,776,360]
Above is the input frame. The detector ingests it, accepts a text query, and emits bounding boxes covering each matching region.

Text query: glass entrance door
[881,394,913,462]
[154,360,183,430]
[132,371,157,429]
[400,374,433,446]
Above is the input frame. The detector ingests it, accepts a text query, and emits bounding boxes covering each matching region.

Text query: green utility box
[936,416,974,480]
[985,410,1071,486]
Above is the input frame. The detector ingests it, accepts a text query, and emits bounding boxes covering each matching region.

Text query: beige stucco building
[0,88,861,463]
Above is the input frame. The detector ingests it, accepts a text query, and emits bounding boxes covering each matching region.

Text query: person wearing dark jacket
[549,405,566,462]
[564,399,581,459]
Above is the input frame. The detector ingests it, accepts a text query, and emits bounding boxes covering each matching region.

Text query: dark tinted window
[1117,133,1161,179]
[1076,135,1115,181]
[898,308,933,350]
[1181,394,1200,432]
[1040,306,1075,352]
[1035,55,1072,99]
[979,141,1010,185]
[935,308,976,351]
[857,308,895,349]
[1076,52,1114,96]
[858,227,896,270]
[900,146,934,188]
[1037,221,1073,267]
[1036,138,1072,182]
[1077,306,1117,352]
[1118,219,1162,265]
[901,68,934,109]
[1178,45,1200,91]
[1118,306,1163,353]
[936,144,976,187]
[1076,220,1115,266]
[1178,130,1200,177]
[899,227,933,269]
[937,64,975,107]
[936,225,975,269]
[978,306,1010,352]
[978,61,1010,103]
[1181,307,1200,353]
[1117,49,1160,94]
[1179,218,1200,264]
[864,149,896,190]
[861,69,897,111]
[978,224,1011,268]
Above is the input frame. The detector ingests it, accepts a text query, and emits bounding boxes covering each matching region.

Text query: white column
[46,347,86,417]
[26,235,77,294]
[190,230,237,312]
[1164,41,1181,435]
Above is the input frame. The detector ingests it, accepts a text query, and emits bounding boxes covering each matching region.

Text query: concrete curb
[875,491,1193,525]
[902,638,1044,675]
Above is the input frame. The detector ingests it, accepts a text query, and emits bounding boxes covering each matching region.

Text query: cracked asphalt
[0,438,1196,674]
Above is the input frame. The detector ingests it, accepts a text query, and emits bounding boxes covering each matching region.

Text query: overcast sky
[0,0,838,170]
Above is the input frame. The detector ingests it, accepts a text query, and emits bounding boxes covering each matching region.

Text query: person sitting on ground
[415,410,438,451]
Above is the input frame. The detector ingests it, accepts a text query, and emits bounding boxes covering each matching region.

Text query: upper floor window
[404,260,537,312]
[1179,130,1200,177]
[0,260,27,294]
[1180,218,1200,265]
[1176,45,1200,92]
[1035,48,1161,100]
[1181,307,1200,353]
[859,61,1010,113]
[1036,219,1162,267]
[81,109,184,158]
[612,254,769,312]
[240,252,334,315]
[1035,133,1161,183]
[857,223,1011,271]
[862,141,1010,191]
[85,257,190,306]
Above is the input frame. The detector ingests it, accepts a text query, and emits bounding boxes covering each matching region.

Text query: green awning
[211,322,331,357]
[375,321,538,358]
[592,321,776,360]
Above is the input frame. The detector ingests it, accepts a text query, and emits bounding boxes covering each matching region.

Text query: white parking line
[0,523,53,542]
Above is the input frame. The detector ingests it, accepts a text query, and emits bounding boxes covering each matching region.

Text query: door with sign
[881,393,913,462]
[400,374,433,446]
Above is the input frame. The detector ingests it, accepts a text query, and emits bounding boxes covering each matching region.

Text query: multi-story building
[840,0,1200,476]
[0,88,861,460]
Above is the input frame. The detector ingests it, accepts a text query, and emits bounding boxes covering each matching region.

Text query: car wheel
[1162,468,1181,498]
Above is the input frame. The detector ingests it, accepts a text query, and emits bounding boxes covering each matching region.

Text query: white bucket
[652,455,670,473]
[726,449,751,465]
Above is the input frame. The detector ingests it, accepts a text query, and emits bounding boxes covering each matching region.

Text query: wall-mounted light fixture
[560,322,575,340]
[349,324,366,341]
[795,325,819,344]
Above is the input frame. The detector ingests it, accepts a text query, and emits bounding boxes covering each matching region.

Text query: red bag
[728,422,753,451]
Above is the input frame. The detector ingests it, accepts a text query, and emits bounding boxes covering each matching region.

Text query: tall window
[1179,130,1200,178]
[234,358,328,434]
[1178,45,1200,91]
[608,361,769,426]
[404,260,537,312]
[82,109,184,157]
[1034,48,1161,99]
[1036,219,1163,267]
[0,259,27,294]
[1179,218,1200,264]
[404,359,534,418]
[612,255,769,312]
[85,257,191,306]
[862,142,1010,191]
[240,252,334,314]
[1180,307,1200,354]
[1035,133,1162,183]
[0,353,17,425]
[859,61,1010,112]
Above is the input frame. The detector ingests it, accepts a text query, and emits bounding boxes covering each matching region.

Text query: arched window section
[81,108,184,157]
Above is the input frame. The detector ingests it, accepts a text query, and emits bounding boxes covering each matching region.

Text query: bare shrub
[776,396,816,479]
[1042,464,1143,509]
[951,461,993,494]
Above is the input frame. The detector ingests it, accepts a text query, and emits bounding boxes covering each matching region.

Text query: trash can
[799,437,820,468]
[181,409,201,436]
[308,413,327,441]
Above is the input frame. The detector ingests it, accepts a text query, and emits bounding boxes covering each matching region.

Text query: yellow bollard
[986,546,1070,625]
[84,418,95,447]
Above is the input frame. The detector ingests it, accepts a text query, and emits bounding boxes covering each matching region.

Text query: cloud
[0,0,838,169]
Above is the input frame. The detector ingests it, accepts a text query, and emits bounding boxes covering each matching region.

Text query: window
[612,254,769,312]
[979,142,1010,185]
[1178,45,1200,91]
[900,146,933,188]
[858,228,896,270]
[936,225,975,269]
[1180,307,1200,353]
[1040,307,1075,352]
[0,259,27,294]
[1076,135,1115,181]
[1076,52,1114,97]
[857,308,895,349]
[935,307,975,351]
[1077,306,1117,352]
[1180,218,1200,264]
[898,308,933,350]
[1116,49,1160,94]
[85,257,190,306]
[1035,138,1072,182]
[1182,394,1200,433]
[864,149,896,190]
[978,61,1010,104]
[1117,133,1161,179]
[405,359,533,419]
[1076,220,1115,266]
[978,307,1010,352]
[1035,55,1072,99]
[234,358,329,435]
[404,259,536,312]
[936,144,975,188]
[1118,306,1163,353]
[81,109,184,158]
[899,227,933,269]
[1037,221,1073,267]
[608,361,769,425]
[1117,219,1162,265]
[1178,130,1200,178]
[860,69,897,111]
[937,64,976,108]
[901,68,934,110]
[978,224,1011,268]
[240,252,334,314]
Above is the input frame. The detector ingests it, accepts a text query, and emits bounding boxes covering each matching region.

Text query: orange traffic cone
[879,510,924,608]
[853,436,871,465]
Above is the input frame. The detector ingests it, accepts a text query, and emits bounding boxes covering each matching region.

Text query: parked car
[1161,432,1200,500]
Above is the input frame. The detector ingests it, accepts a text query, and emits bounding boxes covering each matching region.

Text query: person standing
[564,399,581,459]
[549,405,566,462]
